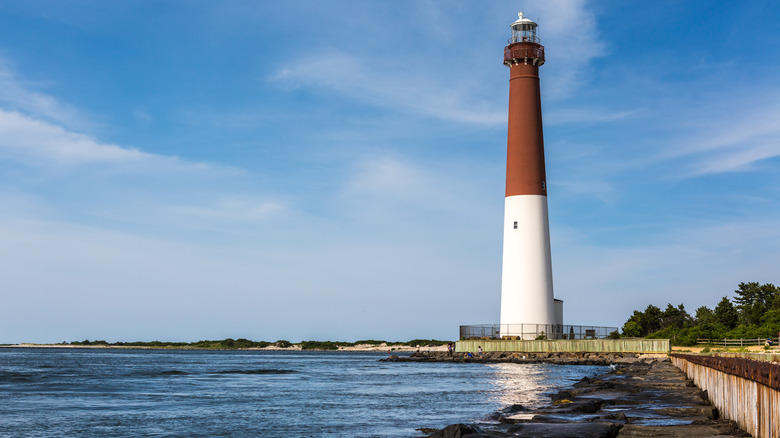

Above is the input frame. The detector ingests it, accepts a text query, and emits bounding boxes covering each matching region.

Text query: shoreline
[417,357,750,437]
[385,350,669,366]
[1,343,448,353]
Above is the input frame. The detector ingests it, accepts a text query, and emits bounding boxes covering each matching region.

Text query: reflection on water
[485,363,608,409]
[485,363,557,407]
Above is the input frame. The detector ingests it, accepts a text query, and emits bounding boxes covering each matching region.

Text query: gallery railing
[459,324,619,340]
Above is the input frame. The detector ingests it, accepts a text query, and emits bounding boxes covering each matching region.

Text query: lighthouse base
[499,195,556,338]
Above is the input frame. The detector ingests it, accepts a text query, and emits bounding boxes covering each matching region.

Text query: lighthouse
[499,12,561,339]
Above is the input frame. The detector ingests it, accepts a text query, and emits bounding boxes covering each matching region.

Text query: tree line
[622,282,780,345]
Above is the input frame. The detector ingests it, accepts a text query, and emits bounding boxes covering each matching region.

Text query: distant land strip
[3,338,453,351]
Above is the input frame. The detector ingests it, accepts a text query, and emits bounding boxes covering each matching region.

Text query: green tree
[621,305,663,337]
[714,297,738,329]
[733,282,779,325]
[695,306,715,326]
[640,304,662,334]
[769,284,780,310]
[660,303,691,330]
[734,282,760,325]
[622,319,642,337]
[733,282,760,307]
[621,282,779,345]
[748,302,767,326]
[762,309,780,330]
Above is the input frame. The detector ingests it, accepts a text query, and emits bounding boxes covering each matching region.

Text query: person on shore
[477,346,482,357]
[447,343,453,356]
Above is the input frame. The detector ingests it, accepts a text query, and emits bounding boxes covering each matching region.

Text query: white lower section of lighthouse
[499,195,557,338]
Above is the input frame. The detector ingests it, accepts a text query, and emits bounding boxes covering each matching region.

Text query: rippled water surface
[0,348,606,437]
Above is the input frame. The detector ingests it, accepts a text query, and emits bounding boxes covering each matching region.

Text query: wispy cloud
[545,108,637,125]
[0,109,152,165]
[0,109,235,177]
[552,179,617,204]
[270,2,604,122]
[0,57,173,169]
[343,155,441,203]
[692,140,780,175]
[340,153,495,217]
[533,0,606,100]
[167,196,285,222]
[0,57,89,130]
[663,97,780,176]
[273,51,504,125]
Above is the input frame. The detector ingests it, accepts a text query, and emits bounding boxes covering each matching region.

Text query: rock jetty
[400,354,749,437]
[384,351,667,366]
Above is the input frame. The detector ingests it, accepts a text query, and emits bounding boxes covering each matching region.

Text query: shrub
[300,341,340,350]
[404,339,451,347]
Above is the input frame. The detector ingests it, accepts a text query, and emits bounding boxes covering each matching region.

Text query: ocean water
[0,348,606,437]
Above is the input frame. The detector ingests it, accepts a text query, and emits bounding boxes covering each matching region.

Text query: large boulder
[506,422,622,437]
[426,423,480,438]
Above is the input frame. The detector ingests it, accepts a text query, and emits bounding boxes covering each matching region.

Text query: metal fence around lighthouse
[459,324,618,341]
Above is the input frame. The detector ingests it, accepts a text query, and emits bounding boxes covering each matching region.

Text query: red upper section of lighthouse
[504,13,547,198]
[504,43,545,67]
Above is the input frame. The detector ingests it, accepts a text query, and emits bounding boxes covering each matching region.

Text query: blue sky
[1,1,779,343]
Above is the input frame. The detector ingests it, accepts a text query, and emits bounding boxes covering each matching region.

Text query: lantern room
[509,12,539,44]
